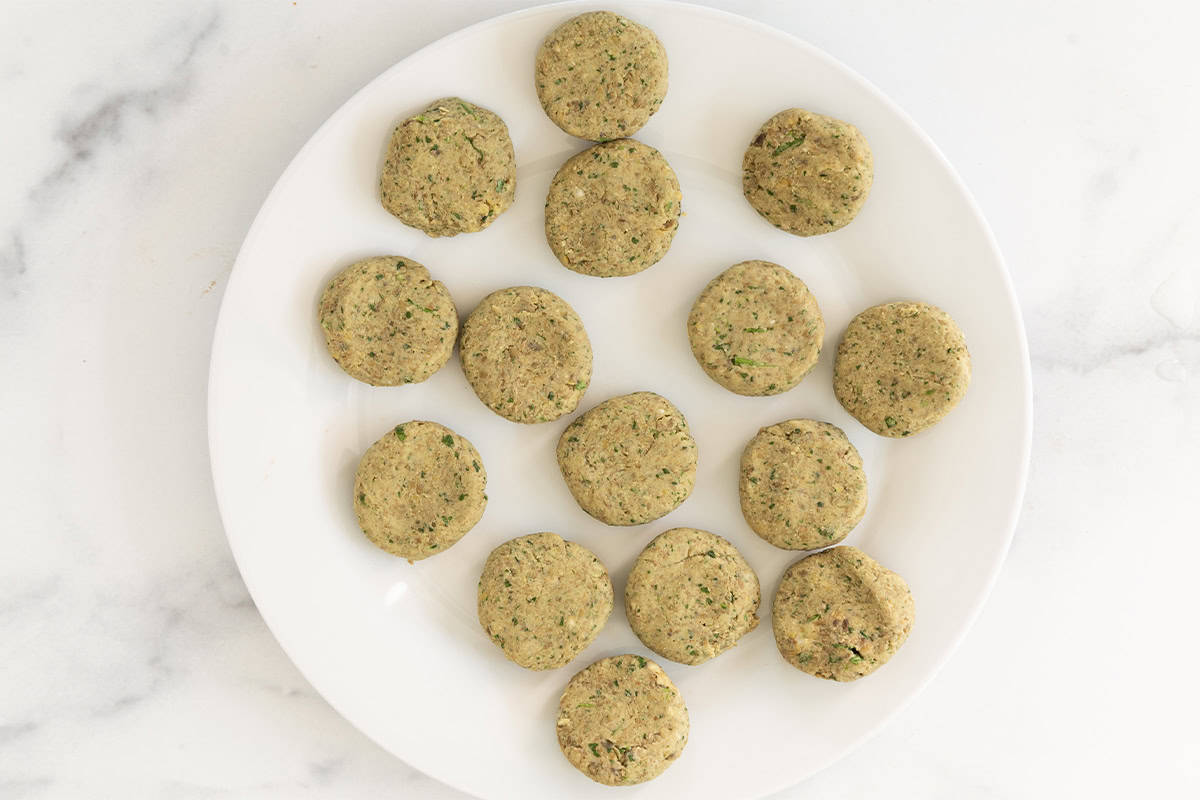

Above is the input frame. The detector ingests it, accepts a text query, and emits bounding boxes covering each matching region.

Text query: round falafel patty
[353,421,486,560]
[687,260,824,395]
[318,256,457,386]
[772,546,913,681]
[556,654,689,785]
[379,97,516,237]
[535,11,668,141]
[556,392,697,526]
[545,139,681,277]
[459,286,592,423]
[740,419,867,550]
[477,532,613,670]
[833,301,971,437]
[625,527,760,665]
[742,107,873,236]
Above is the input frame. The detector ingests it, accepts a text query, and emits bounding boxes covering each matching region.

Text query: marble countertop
[2,1,1197,797]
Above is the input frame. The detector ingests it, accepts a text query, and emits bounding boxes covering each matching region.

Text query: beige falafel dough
[477,532,613,670]
[545,139,681,277]
[740,419,867,550]
[742,108,873,236]
[379,97,516,237]
[556,392,697,526]
[535,11,668,141]
[833,301,971,437]
[353,421,486,560]
[686,260,824,395]
[318,256,457,386]
[556,654,689,786]
[459,286,593,424]
[772,551,912,681]
[772,546,914,681]
[625,527,760,665]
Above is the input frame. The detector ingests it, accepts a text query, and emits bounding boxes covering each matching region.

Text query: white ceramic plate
[208,2,1031,798]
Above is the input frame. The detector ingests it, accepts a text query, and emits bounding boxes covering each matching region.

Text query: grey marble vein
[90,693,149,719]
[0,231,26,309]
[0,778,53,799]
[33,12,221,206]
[308,758,346,783]
[0,232,25,281]
[0,577,59,619]
[0,722,37,745]
[1032,329,1200,375]
[1,10,220,303]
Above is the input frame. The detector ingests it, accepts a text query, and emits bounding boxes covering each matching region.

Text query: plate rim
[207,1,1033,796]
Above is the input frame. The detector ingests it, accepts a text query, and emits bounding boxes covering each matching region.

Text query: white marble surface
[2,0,1197,797]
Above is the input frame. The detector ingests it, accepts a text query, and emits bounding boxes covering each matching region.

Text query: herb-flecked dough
[742,107,873,236]
[740,419,867,550]
[459,286,592,424]
[535,10,668,141]
[556,392,698,526]
[772,546,914,681]
[353,421,486,561]
[833,301,971,437]
[545,139,681,277]
[687,260,824,395]
[625,527,760,665]
[379,97,516,237]
[477,532,613,671]
[556,654,689,785]
[318,256,457,386]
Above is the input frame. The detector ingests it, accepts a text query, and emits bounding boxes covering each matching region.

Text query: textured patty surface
[556,655,689,785]
[535,11,668,141]
[556,392,697,526]
[740,419,867,550]
[687,260,824,395]
[459,286,592,423]
[772,546,913,681]
[380,97,515,237]
[742,107,873,236]
[625,527,760,665]
[353,421,486,560]
[318,256,456,386]
[833,301,971,437]
[477,532,613,670]
[545,139,681,277]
